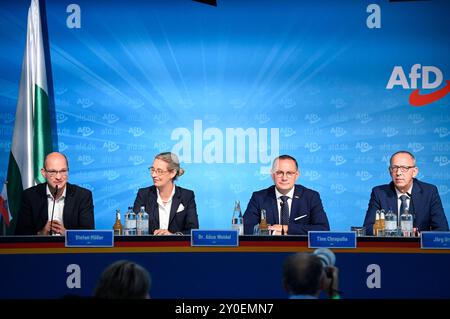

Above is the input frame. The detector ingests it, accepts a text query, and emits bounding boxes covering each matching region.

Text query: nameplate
[420,231,450,249]
[191,230,239,247]
[308,231,357,248]
[65,230,114,247]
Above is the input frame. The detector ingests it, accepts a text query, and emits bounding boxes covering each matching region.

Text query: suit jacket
[133,185,199,235]
[363,178,449,235]
[15,183,95,235]
[243,185,330,235]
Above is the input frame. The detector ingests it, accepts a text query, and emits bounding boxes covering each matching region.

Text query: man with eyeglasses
[15,152,94,235]
[243,154,330,235]
[363,151,448,235]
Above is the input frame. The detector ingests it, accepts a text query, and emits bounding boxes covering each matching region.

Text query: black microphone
[280,200,285,235]
[406,192,415,228]
[49,185,58,235]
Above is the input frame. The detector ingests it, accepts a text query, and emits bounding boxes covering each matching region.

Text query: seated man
[243,154,330,235]
[15,152,94,235]
[363,150,449,235]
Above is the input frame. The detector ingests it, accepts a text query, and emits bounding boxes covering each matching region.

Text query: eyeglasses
[149,167,170,176]
[389,165,415,173]
[45,169,68,177]
[273,170,297,178]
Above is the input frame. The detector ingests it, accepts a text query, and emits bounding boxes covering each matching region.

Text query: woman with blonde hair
[133,152,199,235]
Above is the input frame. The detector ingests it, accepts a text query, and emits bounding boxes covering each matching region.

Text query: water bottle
[259,209,270,236]
[125,206,137,236]
[113,209,122,236]
[384,209,397,237]
[123,208,130,236]
[378,210,385,237]
[400,208,413,237]
[137,206,149,235]
[231,200,243,235]
[373,210,380,236]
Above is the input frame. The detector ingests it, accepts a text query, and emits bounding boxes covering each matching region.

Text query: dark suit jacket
[133,185,199,235]
[363,178,449,235]
[243,185,330,235]
[15,183,95,235]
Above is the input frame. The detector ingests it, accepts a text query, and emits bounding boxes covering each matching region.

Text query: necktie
[280,196,289,225]
[399,194,408,227]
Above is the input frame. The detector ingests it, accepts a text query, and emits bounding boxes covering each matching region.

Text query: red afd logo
[386,64,449,107]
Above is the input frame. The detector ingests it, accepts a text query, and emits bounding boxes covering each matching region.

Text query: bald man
[15,152,94,235]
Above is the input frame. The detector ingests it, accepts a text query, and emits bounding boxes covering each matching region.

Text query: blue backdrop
[1,0,449,231]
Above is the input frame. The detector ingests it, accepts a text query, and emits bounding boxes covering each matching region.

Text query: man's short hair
[94,260,151,299]
[272,154,298,171]
[390,150,416,166]
[283,253,323,295]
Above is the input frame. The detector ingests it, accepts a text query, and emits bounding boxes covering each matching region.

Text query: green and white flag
[1,0,53,235]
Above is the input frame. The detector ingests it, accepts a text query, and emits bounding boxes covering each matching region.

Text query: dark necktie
[280,196,289,225]
[399,194,408,227]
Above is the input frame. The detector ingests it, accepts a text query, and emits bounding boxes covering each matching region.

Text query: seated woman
[133,152,199,235]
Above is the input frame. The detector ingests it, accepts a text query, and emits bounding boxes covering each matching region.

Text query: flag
[0,184,11,226]
[2,0,53,235]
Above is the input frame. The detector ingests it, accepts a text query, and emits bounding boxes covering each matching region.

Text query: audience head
[94,260,151,299]
[282,252,324,297]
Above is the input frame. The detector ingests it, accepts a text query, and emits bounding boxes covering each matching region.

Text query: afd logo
[356,142,373,153]
[304,170,321,181]
[58,142,68,152]
[77,155,95,166]
[255,113,270,125]
[128,155,145,166]
[103,170,120,181]
[434,156,449,167]
[330,155,347,166]
[305,142,321,153]
[128,127,145,137]
[77,127,94,137]
[356,170,373,182]
[305,114,321,124]
[408,142,424,153]
[434,127,450,138]
[103,141,120,152]
[331,184,346,195]
[102,113,119,124]
[386,64,449,106]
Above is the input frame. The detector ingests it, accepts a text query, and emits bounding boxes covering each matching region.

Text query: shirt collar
[275,186,295,200]
[395,185,413,198]
[156,184,176,204]
[46,184,66,200]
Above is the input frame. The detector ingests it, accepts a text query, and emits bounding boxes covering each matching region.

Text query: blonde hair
[155,152,185,180]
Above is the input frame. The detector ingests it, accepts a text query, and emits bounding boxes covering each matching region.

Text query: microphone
[406,192,415,228]
[313,248,336,267]
[49,185,58,235]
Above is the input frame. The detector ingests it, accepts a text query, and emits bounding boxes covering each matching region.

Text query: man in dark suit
[15,152,94,235]
[133,152,198,235]
[363,151,449,235]
[243,155,330,235]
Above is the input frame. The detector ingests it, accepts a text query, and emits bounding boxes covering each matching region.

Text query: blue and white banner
[1,0,449,232]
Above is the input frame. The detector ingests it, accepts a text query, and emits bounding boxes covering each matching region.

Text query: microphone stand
[280,201,285,236]
[49,185,58,235]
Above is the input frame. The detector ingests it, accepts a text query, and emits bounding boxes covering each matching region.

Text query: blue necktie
[280,196,289,225]
[399,194,408,227]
